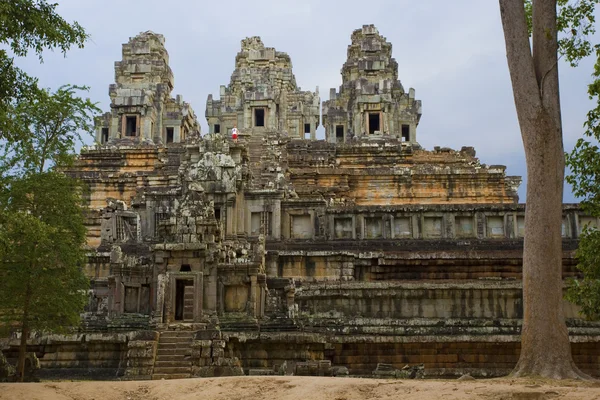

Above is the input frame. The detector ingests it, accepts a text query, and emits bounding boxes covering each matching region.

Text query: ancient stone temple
[3,26,600,380]
[322,25,421,143]
[205,36,320,140]
[95,31,199,145]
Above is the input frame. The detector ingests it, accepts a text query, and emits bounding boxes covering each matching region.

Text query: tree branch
[532,0,561,128]
[499,0,543,126]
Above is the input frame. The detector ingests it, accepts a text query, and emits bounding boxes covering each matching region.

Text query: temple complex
[2,26,600,381]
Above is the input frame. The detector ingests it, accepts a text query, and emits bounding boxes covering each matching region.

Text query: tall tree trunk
[16,282,31,382]
[499,0,588,379]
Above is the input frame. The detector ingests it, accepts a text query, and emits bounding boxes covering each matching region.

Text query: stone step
[159,330,196,338]
[151,373,190,380]
[152,366,192,375]
[155,354,189,362]
[157,342,192,350]
[159,336,194,344]
[157,348,191,356]
[154,360,192,368]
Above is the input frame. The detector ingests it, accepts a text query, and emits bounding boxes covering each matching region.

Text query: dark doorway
[214,124,220,134]
[368,113,380,134]
[335,125,344,142]
[402,124,410,141]
[254,108,265,127]
[175,279,193,321]
[166,127,174,143]
[125,116,137,137]
[101,127,109,143]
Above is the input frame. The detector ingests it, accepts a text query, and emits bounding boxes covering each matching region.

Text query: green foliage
[557,0,597,66]
[558,0,600,320]
[0,85,100,175]
[0,0,88,141]
[566,228,600,320]
[0,172,89,334]
[524,0,597,66]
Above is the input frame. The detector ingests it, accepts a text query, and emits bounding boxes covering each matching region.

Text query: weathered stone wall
[223,324,600,378]
[123,331,158,380]
[1,333,128,380]
[190,330,243,377]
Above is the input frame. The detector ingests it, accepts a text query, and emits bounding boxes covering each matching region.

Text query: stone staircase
[151,331,195,380]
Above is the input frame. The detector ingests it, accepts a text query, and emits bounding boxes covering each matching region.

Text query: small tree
[0,85,98,383]
[0,173,89,381]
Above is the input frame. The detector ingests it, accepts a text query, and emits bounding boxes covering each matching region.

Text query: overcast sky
[15,0,597,202]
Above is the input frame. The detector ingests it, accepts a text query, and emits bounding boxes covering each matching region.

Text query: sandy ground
[1,376,599,400]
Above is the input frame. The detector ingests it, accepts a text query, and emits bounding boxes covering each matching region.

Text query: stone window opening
[166,127,174,144]
[368,112,380,134]
[455,216,474,238]
[291,214,312,239]
[423,216,443,238]
[214,207,221,221]
[336,125,344,142]
[254,108,265,127]
[401,124,410,141]
[517,216,525,237]
[393,217,412,238]
[214,124,221,134]
[486,216,505,238]
[101,127,109,144]
[304,123,311,134]
[364,217,383,239]
[116,215,137,241]
[180,264,191,272]
[251,211,272,237]
[123,283,151,315]
[154,212,169,237]
[334,217,354,239]
[125,115,137,137]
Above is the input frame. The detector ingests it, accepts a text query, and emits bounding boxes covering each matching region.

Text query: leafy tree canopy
[0,0,88,142]
[0,172,89,335]
[0,84,100,177]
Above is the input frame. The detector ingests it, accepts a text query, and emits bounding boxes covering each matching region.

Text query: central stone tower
[206,37,320,139]
[323,24,422,143]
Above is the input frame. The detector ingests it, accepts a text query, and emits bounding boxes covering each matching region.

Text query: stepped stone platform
[3,25,599,381]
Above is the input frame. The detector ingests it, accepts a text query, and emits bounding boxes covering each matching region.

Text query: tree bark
[499,0,588,379]
[16,282,31,382]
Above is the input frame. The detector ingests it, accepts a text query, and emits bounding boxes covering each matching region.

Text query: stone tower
[323,24,422,143]
[95,31,199,145]
[206,37,320,139]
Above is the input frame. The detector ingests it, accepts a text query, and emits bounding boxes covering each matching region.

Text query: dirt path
[1,376,599,400]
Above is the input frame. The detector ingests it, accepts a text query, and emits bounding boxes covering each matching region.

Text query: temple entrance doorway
[174,279,194,321]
